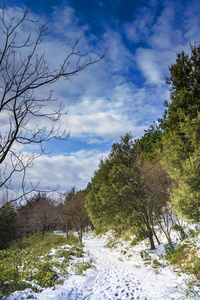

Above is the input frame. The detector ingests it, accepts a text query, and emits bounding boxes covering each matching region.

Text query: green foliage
[130,235,145,246]
[136,122,163,161]
[95,227,108,235]
[86,157,116,230]
[164,243,175,260]
[86,133,168,250]
[0,204,20,250]
[106,237,119,249]
[163,116,200,221]
[161,42,200,132]
[173,224,186,240]
[0,233,87,298]
[152,259,161,268]
[140,249,151,261]
[72,259,94,275]
[66,233,80,246]
[161,43,200,221]
[61,188,90,243]
[167,239,200,284]
[15,232,67,250]
[88,157,151,232]
[30,261,60,288]
[0,280,39,299]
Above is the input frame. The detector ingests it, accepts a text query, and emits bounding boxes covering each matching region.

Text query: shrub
[173,224,186,240]
[140,249,151,261]
[0,233,87,298]
[164,243,175,260]
[73,259,95,275]
[167,240,200,283]
[66,233,80,246]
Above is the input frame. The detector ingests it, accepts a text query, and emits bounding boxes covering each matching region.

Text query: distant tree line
[0,188,91,249]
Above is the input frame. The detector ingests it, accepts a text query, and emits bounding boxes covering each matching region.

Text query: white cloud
[2,0,200,192]
[183,2,200,41]
[135,49,163,85]
[26,149,109,191]
[55,79,168,146]
[124,0,200,88]
[150,5,182,50]
[123,7,154,43]
[101,29,134,73]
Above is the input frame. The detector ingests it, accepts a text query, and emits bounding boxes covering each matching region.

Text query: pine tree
[86,133,161,249]
[161,43,200,221]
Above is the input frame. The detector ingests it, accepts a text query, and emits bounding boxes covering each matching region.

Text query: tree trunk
[153,228,160,245]
[66,223,69,239]
[79,228,83,244]
[42,213,46,239]
[148,231,155,250]
[160,223,172,244]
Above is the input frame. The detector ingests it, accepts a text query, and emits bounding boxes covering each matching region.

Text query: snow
[6,231,200,300]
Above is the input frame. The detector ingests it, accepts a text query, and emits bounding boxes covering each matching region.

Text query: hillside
[6,229,200,300]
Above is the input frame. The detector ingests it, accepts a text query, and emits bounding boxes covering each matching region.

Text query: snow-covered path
[35,234,184,300]
[68,237,147,300]
[8,233,194,300]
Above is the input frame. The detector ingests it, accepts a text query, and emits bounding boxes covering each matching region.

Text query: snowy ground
[7,231,200,300]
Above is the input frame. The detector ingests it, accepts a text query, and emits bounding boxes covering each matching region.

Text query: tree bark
[78,228,83,244]
[153,228,160,245]
[148,231,155,250]
[66,223,69,239]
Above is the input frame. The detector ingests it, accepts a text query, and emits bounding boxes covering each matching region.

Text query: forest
[1,43,200,253]
[86,43,200,249]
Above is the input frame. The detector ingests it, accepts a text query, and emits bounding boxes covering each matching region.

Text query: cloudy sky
[2,0,200,193]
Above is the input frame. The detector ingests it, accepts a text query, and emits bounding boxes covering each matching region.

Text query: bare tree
[0,3,104,209]
[18,192,59,239]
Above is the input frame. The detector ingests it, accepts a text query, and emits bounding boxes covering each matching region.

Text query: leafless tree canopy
[0,3,104,208]
[18,192,59,238]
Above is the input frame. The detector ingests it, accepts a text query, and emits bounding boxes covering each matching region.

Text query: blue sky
[2,0,200,192]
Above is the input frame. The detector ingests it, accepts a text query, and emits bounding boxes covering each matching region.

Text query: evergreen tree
[163,114,200,221]
[86,133,161,249]
[0,204,19,249]
[161,43,200,221]
[160,42,200,132]
[136,122,163,161]
[86,158,115,230]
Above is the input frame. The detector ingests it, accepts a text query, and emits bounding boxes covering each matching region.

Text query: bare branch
[0,3,104,208]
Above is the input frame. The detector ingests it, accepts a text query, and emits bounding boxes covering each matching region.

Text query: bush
[140,249,151,261]
[173,224,186,240]
[66,233,80,246]
[167,240,200,283]
[0,233,86,298]
[73,259,94,275]
[164,243,175,260]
